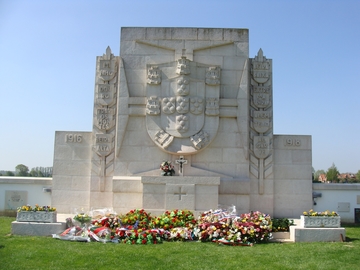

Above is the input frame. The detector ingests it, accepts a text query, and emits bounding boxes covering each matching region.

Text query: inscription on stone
[5,190,27,210]
[65,134,83,143]
[284,138,301,147]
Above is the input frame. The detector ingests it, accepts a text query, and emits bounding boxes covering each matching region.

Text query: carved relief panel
[249,49,273,194]
[91,47,119,191]
[145,58,221,154]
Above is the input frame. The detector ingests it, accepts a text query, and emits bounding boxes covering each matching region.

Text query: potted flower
[301,209,340,228]
[160,161,175,176]
[16,204,57,223]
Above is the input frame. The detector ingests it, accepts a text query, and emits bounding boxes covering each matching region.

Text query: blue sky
[0,0,359,173]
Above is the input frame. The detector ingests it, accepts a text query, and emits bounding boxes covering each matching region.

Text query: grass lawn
[0,217,359,270]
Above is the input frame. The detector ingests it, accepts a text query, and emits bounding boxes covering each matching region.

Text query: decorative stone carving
[251,48,270,84]
[177,77,190,95]
[95,108,116,131]
[162,97,176,114]
[252,85,271,109]
[176,97,189,113]
[96,84,116,106]
[301,216,341,228]
[16,211,57,223]
[190,130,209,150]
[206,67,221,85]
[176,114,189,133]
[253,136,271,159]
[252,111,271,133]
[95,134,114,157]
[154,130,174,149]
[205,98,220,116]
[176,57,190,75]
[146,58,219,154]
[98,46,117,82]
[147,66,161,84]
[190,97,204,115]
[146,96,160,115]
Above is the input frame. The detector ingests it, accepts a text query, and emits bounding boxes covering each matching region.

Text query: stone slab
[141,176,220,185]
[12,221,66,236]
[290,226,345,242]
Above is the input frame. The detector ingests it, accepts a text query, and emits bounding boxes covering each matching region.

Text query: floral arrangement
[167,227,198,241]
[196,209,272,244]
[271,218,294,232]
[115,228,165,244]
[151,209,197,230]
[230,211,272,243]
[73,213,92,224]
[302,209,338,217]
[17,204,56,212]
[54,208,273,245]
[92,214,120,229]
[160,161,175,176]
[119,209,152,229]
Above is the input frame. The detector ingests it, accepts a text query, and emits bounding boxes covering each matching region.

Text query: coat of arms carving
[145,58,220,154]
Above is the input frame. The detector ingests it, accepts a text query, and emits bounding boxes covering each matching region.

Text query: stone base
[11,221,66,236]
[141,176,220,212]
[290,226,345,242]
[272,232,290,239]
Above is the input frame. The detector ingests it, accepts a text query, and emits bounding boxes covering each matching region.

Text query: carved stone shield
[253,111,271,133]
[252,86,271,109]
[96,84,116,106]
[146,59,220,154]
[99,58,117,82]
[251,49,271,84]
[95,108,115,131]
[94,134,114,157]
[253,136,271,159]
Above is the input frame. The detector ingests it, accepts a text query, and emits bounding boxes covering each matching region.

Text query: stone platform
[11,221,66,236]
[270,218,346,243]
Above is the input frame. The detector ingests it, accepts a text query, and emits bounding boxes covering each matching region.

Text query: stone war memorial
[52,27,313,218]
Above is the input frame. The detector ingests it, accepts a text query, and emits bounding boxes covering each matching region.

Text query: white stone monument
[52,27,312,217]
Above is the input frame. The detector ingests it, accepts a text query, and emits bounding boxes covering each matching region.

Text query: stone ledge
[11,221,66,236]
[290,226,345,242]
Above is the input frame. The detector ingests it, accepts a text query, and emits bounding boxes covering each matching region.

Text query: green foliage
[29,167,52,177]
[15,164,29,176]
[357,170,360,181]
[271,218,294,232]
[1,217,360,269]
[5,171,14,176]
[326,163,339,183]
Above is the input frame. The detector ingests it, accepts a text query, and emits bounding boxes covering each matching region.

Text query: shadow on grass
[0,244,5,249]
[346,237,360,242]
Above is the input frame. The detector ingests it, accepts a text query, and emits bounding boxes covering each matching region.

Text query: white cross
[175,156,188,176]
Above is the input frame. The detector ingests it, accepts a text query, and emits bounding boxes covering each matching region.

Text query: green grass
[1,217,360,270]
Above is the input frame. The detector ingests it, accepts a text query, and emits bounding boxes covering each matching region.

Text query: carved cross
[175,156,188,176]
[174,186,186,200]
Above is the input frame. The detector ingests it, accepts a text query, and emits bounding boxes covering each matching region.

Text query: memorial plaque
[5,190,27,210]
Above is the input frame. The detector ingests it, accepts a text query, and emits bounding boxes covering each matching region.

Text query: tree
[356,170,360,181]
[5,171,15,176]
[29,167,52,177]
[326,163,339,183]
[15,164,29,176]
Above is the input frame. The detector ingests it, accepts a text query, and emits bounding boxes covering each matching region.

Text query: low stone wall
[0,177,52,213]
[313,183,360,223]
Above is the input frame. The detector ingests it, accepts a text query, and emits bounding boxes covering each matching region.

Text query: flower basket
[300,215,341,228]
[16,211,57,223]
